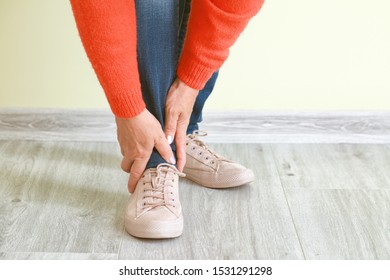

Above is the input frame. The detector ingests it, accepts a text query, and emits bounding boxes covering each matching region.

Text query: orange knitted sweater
[70,0,264,118]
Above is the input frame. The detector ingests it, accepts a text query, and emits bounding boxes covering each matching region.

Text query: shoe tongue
[145,177,164,207]
[153,169,168,188]
[148,166,172,206]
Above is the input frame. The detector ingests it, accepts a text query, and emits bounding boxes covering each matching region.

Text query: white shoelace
[187,130,230,167]
[141,164,184,210]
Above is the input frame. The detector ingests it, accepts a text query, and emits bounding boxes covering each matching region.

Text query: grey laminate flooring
[1,140,389,259]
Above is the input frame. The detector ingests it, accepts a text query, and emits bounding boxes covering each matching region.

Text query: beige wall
[1,0,390,111]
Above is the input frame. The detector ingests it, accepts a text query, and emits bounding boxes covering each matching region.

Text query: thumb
[128,158,148,193]
[175,122,187,172]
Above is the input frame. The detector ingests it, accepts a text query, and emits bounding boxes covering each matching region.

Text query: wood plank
[271,144,390,189]
[0,252,118,260]
[118,143,304,259]
[285,189,390,259]
[2,139,388,259]
[1,109,390,143]
[201,111,390,143]
[0,140,128,254]
[0,109,116,142]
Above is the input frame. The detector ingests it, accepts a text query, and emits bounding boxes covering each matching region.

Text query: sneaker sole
[124,215,183,239]
[183,168,255,188]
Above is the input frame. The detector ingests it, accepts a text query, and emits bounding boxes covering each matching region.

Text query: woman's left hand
[164,78,199,172]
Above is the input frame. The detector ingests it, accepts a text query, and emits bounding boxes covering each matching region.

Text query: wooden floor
[0,109,389,260]
[1,140,390,260]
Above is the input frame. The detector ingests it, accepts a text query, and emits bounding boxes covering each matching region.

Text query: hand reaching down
[164,78,199,172]
[116,109,175,193]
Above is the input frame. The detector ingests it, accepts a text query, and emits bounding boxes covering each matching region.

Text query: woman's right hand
[116,109,175,193]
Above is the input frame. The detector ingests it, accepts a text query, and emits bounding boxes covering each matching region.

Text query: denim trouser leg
[135,0,218,169]
[135,0,178,169]
[186,72,218,134]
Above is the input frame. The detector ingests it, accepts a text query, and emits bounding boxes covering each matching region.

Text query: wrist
[174,78,199,96]
[115,108,147,121]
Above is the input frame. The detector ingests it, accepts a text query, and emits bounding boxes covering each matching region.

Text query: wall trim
[1,108,390,143]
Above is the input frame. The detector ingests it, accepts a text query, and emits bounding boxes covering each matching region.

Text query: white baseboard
[1,108,390,143]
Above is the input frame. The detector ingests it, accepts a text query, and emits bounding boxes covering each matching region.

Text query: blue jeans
[135,0,219,169]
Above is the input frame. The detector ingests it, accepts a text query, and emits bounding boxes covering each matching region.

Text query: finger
[128,158,148,193]
[175,123,187,172]
[155,133,176,165]
[164,110,178,145]
[121,155,132,173]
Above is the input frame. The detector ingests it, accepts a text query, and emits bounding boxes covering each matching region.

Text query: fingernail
[170,156,176,164]
[167,135,173,144]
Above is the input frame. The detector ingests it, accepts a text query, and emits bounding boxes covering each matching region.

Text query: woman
[70,0,265,239]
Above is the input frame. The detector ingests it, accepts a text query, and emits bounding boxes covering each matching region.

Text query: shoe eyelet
[198,152,202,156]
[172,179,174,182]
[205,157,209,160]
[191,147,196,150]
[143,182,145,185]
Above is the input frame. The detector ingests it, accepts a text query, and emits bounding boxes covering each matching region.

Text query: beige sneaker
[125,163,185,239]
[184,130,255,188]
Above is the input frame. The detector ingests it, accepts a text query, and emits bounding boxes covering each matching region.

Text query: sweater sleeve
[70,0,145,118]
[177,0,265,90]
